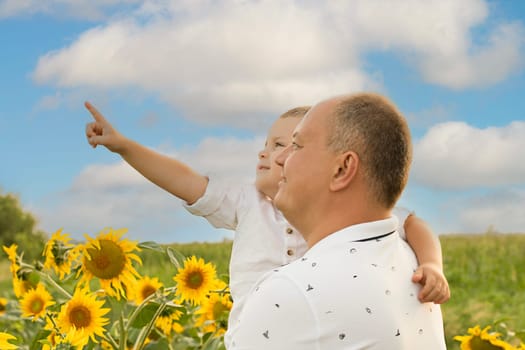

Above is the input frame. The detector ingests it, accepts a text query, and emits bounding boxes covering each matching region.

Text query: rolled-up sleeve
[183,175,245,230]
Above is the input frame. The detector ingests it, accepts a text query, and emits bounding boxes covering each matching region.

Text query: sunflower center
[185,271,204,289]
[69,305,92,328]
[51,241,69,266]
[470,337,506,350]
[141,285,157,300]
[30,298,44,314]
[84,239,126,279]
[0,304,6,312]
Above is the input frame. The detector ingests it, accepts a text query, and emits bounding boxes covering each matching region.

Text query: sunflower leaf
[130,303,161,328]
[138,241,164,252]
[166,247,186,269]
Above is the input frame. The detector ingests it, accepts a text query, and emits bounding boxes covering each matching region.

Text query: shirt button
[286,228,293,234]
[287,249,294,256]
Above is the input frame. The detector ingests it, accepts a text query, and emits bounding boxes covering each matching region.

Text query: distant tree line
[0,191,47,262]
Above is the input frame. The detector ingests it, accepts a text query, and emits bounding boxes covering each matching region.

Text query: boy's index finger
[84,101,108,123]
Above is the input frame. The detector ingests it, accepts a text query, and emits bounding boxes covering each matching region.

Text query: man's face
[255,116,302,199]
[274,100,338,227]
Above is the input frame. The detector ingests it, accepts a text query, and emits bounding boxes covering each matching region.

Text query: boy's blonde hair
[279,106,310,119]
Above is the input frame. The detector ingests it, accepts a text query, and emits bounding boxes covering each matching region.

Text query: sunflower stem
[126,286,177,333]
[126,291,158,333]
[119,313,127,350]
[133,301,167,350]
[37,270,72,299]
[103,333,120,350]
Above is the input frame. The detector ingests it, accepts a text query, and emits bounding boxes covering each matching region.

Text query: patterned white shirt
[184,176,412,348]
[229,217,446,350]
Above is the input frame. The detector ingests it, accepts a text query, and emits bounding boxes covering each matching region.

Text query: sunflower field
[1,230,525,349]
[0,228,231,349]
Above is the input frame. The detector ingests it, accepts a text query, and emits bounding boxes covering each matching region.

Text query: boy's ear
[330,151,359,191]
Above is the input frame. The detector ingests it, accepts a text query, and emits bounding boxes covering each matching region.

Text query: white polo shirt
[184,176,412,348]
[229,216,446,350]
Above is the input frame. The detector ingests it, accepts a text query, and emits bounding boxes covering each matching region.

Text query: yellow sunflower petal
[56,288,110,348]
[173,256,218,305]
[43,229,79,279]
[0,332,18,349]
[78,228,142,299]
[20,283,55,320]
[129,276,163,305]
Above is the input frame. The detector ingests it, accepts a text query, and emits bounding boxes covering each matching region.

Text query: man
[229,93,447,349]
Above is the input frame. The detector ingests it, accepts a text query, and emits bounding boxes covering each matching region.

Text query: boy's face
[255,116,302,199]
[274,99,339,233]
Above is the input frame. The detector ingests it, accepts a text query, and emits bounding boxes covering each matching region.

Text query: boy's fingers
[85,101,108,123]
[89,135,106,147]
[417,274,436,299]
[86,122,96,137]
[420,281,445,303]
[411,268,424,283]
[86,121,104,137]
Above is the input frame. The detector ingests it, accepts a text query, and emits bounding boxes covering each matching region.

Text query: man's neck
[304,203,392,248]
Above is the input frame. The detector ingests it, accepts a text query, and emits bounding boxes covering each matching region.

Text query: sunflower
[3,244,39,297]
[41,329,66,350]
[129,276,163,305]
[3,244,21,280]
[196,280,232,336]
[56,288,110,348]
[12,276,39,298]
[43,229,79,279]
[173,256,218,305]
[155,308,183,336]
[20,284,55,320]
[0,332,17,349]
[2,244,18,270]
[78,228,142,299]
[454,325,516,350]
[42,315,84,350]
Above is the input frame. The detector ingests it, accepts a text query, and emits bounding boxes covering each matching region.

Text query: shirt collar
[306,216,399,255]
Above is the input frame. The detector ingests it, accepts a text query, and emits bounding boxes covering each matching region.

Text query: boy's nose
[258,150,267,159]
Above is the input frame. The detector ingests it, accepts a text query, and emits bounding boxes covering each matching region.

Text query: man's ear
[330,151,359,191]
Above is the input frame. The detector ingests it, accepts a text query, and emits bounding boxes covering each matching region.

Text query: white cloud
[32,136,261,242]
[412,121,525,189]
[419,22,525,89]
[31,1,374,127]
[31,0,524,127]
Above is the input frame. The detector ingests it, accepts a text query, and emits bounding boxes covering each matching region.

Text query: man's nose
[275,145,291,166]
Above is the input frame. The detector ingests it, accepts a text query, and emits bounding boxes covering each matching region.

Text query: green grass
[1,234,524,349]
[137,240,233,285]
[440,233,525,348]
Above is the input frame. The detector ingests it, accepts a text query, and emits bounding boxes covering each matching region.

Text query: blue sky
[1,0,524,243]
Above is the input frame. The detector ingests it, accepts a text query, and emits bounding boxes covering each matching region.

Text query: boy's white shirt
[184,175,411,348]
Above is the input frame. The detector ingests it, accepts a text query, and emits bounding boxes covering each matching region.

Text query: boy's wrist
[115,135,132,155]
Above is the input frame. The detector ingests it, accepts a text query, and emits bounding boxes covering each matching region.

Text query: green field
[1,233,524,348]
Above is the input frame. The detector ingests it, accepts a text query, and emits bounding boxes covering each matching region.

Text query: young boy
[85,102,449,345]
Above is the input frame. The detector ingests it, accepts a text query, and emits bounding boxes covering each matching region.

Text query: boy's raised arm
[404,215,450,304]
[85,101,208,205]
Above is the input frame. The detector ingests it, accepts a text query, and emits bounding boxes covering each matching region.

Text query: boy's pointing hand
[85,101,125,153]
